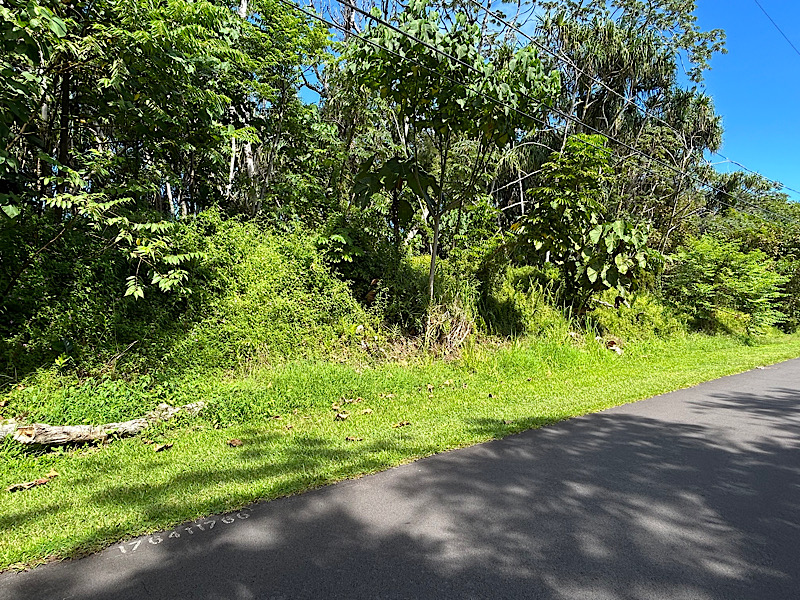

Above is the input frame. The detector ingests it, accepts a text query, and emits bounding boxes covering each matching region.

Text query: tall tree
[345,0,559,300]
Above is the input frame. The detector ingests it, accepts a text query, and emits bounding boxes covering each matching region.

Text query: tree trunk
[428,210,440,302]
[13,421,150,445]
[226,137,237,201]
[391,188,401,249]
[0,422,16,440]
[3,402,203,445]
[54,69,71,222]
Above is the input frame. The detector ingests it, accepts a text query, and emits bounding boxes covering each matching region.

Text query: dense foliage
[664,236,787,334]
[1,0,798,387]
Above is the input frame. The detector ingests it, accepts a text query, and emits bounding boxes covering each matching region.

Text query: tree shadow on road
[2,386,800,599]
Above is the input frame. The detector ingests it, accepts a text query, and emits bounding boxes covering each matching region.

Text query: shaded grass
[2,333,800,569]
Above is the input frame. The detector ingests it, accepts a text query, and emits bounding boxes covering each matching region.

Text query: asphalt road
[2,359,799,600]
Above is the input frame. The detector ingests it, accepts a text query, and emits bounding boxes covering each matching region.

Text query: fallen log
[0,420,17,440]
[4,402,203,446]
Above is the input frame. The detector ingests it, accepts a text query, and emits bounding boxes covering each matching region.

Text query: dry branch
[2,402,203,446]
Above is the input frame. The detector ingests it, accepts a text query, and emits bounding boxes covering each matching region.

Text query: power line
[330,0,797,222]
[285,2,560,135]
[466,0,687,135]
[712,151,800,197]
[330,0,686,165]
[285,0,798,224]
[331,0,798,223]
[465,0,800,201]
[753,0,800,59]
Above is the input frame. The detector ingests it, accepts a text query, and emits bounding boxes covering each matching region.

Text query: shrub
[0,216,188,380]
[1,210,372,384]
[513,135,650,308]
[663,235,788,333]
[381,254,431,332]
[165,212,370,370]
[478,266,571,338]
[700,205,800,333]
[588,291,688,341]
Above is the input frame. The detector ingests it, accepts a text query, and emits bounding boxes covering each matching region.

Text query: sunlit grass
[2,333,800,569]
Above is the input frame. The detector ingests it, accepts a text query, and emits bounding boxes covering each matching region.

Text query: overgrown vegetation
[2,0,800,570]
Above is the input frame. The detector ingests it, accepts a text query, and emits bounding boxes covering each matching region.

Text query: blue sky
[694,0,800,201]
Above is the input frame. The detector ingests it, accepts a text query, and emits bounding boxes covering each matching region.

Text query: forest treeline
[2,0,799,382]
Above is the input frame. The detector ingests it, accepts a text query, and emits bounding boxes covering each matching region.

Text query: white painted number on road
[116,509,252,556]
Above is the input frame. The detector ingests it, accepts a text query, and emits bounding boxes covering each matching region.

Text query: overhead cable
[753,0,800,59]
[466,0,799,201]
[283,0,799,223]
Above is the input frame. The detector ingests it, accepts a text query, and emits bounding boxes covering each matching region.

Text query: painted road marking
[115,508,252,556]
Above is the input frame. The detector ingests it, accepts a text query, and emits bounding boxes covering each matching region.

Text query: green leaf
[1,205,20,220]
[48,16,67,38]
[397,198,415,227]
[615,254,629,274]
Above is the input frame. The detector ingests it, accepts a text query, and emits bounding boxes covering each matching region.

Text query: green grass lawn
[2,333,800,570]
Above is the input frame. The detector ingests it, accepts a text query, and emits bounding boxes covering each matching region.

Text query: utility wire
[466,0,800,201]
[466,0,690,139]
[330,0,799,223]
[328,0,695,171]
[284,1,560,137]
[753,0,800,59]
[285,0,798,224]
[713,151,800,197]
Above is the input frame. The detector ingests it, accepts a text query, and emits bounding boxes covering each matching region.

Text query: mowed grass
[2,333,800,570]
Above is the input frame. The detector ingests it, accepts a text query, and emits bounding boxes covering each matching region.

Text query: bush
[513,135,649,308]
[588,291,688,341]
[663,236,788,333]
[165,212,370,370]
[0,210,372,384]
[700,206,800,333]
[381,255,434,333]
[0,215,188,380]
[478,266,571,338]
